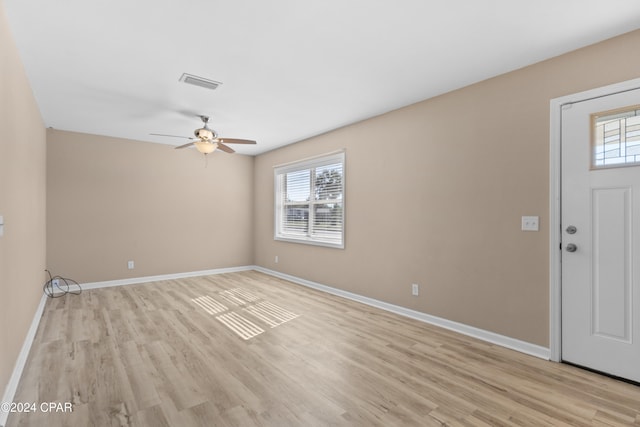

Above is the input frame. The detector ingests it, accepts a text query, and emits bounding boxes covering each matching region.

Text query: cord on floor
[43,269,82,298]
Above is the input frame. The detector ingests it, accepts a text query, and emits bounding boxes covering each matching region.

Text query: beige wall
[254,29,640,347]
[47,130,254,283]
[0,1,47,399]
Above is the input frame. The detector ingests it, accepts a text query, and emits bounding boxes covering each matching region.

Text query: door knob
[566,225,577,234]
[566,243,577,252]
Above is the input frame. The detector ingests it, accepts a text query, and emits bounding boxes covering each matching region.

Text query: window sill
[274,235,344,249]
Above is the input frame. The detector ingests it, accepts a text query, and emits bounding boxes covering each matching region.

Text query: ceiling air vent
[179,73,222,91]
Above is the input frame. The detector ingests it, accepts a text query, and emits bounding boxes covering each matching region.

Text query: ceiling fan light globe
[194,140,218,154]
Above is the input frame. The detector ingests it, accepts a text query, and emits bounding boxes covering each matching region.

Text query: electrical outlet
[50,278,64,297]
[127,260,135,269]
[275,255,279,263]
[412,283,419,296]
[521,216,539,231]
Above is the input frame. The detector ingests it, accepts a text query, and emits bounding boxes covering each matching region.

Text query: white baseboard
[1,294,47,427]
[81,265,255,290]
[253,266,551,360]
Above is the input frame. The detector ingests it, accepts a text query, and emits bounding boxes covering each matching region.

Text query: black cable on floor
[43,269,82,298]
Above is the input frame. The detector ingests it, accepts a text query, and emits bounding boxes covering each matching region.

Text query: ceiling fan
[151,115,256,154]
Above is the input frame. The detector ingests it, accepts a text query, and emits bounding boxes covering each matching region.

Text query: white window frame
[274,151,345,248]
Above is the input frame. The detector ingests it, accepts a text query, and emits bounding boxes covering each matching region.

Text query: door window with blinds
[274,151,344,248]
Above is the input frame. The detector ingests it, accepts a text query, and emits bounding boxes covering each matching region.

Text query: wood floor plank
[6,271,640,426]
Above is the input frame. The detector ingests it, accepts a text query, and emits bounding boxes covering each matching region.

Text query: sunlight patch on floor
[216,312,264,340]
[191,295,227,315]
[219,288,260,305]
[244,301,299,328]
[191,288,300,340]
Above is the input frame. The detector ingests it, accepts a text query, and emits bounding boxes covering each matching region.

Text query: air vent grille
[179,73,222,90]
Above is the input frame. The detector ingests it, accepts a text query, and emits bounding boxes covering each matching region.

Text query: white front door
[561,88,640,382]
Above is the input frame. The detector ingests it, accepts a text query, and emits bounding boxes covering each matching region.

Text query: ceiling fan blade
[216,138,256,145]
[150,133,193,140]
[217,142,235,153]
[174,142,195,149]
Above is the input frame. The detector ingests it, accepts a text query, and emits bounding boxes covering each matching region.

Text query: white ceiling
[5,0,640,155]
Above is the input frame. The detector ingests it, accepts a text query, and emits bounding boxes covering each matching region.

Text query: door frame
[549,77,640,362]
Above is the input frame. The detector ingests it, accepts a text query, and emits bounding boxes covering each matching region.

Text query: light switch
[521,216,539,231]
[0,215,4,237]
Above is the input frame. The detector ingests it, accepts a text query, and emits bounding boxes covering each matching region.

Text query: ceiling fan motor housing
[194,127,216,140]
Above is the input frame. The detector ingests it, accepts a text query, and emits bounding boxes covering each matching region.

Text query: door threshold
[562,361,640,387]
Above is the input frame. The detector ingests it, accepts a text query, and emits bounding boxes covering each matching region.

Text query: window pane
[312,203,342,241]
[314,163,343,201]
[283,205,309,234]
[286,170,310,202]
[593,106,640,168]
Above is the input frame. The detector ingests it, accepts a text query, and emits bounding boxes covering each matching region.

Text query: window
[274,151,344,248]
[592,105,640,168]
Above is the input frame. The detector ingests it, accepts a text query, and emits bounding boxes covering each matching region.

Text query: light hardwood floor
[7,271,640,426]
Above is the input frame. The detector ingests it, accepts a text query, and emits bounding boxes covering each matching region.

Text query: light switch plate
[0,215,4,237]
[521,216,539,231]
